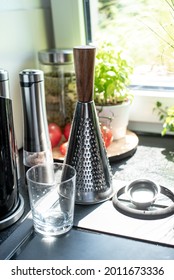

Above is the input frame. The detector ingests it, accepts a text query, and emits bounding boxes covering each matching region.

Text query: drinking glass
[26,163,76,236]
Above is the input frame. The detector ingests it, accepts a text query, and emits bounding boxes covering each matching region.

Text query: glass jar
[38,49,77,128]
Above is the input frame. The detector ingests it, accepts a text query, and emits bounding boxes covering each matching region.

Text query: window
[51,0,174,134]
[87,0,174,87]
[85,0,174,133]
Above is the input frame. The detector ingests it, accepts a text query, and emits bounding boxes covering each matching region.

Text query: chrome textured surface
[65,101,114,204]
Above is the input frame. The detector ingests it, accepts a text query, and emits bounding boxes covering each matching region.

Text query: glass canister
[38,49,77,128]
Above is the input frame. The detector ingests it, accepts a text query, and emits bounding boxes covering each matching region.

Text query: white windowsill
[129,88,174,135]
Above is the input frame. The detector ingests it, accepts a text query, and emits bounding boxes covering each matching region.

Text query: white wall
[0,0,54,148]
[51,0,86,48]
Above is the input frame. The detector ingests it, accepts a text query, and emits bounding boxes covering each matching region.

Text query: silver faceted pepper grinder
[64,46,114,204]
[19,69,53,172]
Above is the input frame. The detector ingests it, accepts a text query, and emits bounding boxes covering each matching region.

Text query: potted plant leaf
[94,41,134,140]
[154,101,174,136]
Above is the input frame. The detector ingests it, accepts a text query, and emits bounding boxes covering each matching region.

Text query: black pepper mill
[0,69,24,229]
[64,46,114,204]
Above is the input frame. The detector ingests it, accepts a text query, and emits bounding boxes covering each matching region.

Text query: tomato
[101,124,113,148]
[48,123,62,148]
[59,141,68,156]
[63,123,71,141]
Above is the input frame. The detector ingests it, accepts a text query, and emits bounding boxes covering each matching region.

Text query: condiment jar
[38,49,77,128]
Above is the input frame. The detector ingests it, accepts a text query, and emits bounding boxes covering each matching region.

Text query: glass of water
[26,162,76,236]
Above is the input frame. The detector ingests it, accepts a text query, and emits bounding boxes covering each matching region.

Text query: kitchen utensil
[113,183,174,219]
[64,46,114,204]
[125,178,160,209]
[0,69,24,228]
[19,69,53,172]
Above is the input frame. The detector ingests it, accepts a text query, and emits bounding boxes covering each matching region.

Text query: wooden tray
[52,130,139,163]
[106,130,139,162]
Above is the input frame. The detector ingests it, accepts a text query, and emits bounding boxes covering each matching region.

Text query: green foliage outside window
[96,0,174,73]
[97,0,174,135]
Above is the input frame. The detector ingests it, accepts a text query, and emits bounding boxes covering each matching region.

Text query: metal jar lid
[38,49,73,65]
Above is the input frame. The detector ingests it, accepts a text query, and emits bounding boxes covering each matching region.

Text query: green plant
[94,41,134,105]
[154,101,174,135]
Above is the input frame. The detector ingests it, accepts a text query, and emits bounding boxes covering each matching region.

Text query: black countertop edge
[1,216,174,260]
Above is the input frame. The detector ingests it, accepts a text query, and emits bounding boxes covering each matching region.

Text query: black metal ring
[112,185,174,220]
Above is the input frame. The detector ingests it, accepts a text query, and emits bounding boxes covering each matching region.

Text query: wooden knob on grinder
[73,45,96,103]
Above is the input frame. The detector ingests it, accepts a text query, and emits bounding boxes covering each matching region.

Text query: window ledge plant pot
[96,100,131,140]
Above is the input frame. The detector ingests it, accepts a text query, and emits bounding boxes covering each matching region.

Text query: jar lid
[38,49,73,65]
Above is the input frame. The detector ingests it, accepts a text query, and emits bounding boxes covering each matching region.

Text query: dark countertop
[113,132,174,189]
[0,132,174,259]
